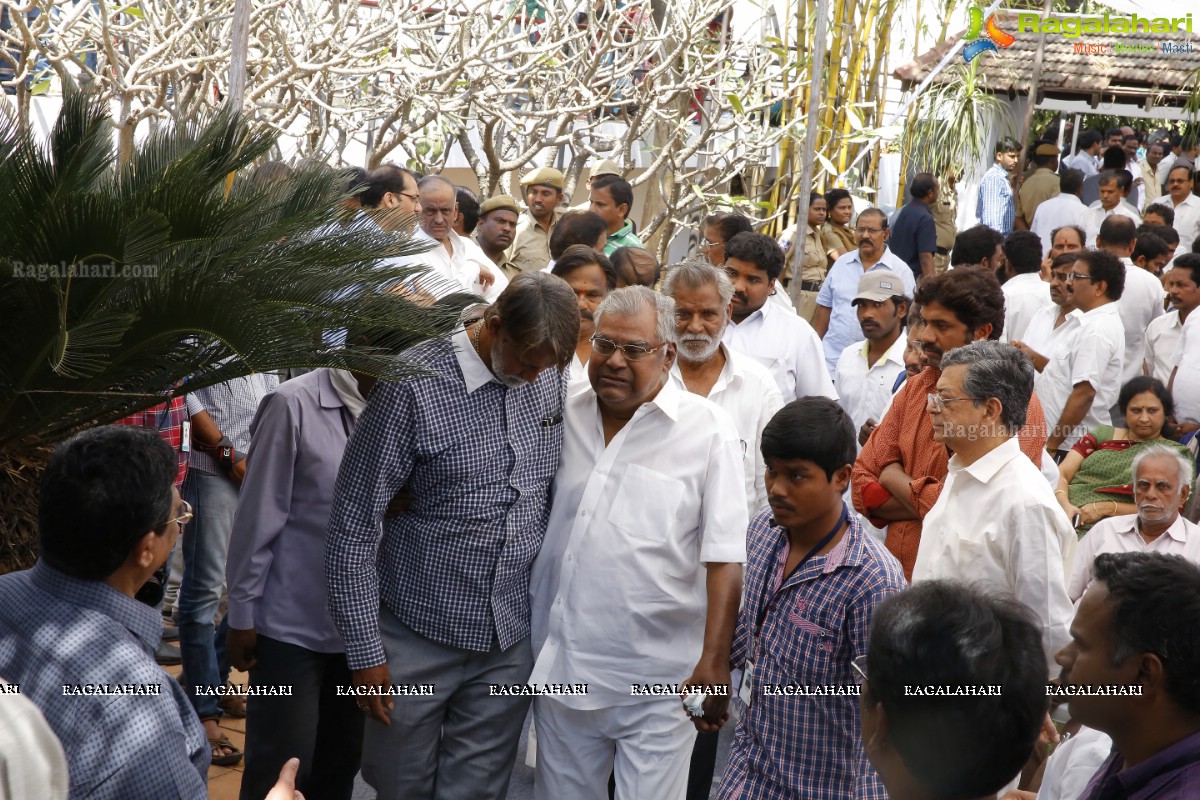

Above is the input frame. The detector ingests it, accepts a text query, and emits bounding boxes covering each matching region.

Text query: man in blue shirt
[977,137,1021,236]
[0,425,302,800]
[889,172,939,282]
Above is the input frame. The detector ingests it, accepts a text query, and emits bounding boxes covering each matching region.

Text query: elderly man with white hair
[1068,443,1200,601]
[662,260,783,516]
[528,286,748,800]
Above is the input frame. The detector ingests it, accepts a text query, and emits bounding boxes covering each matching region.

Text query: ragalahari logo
[963,7,1016,62]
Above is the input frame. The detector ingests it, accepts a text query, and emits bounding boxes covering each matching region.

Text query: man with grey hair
[325,272,579,800]
[663,260,783,515]
[529,286,748,800]
[912,340,1075,670]
[1068,443,1200,601]
[412,174,505,300]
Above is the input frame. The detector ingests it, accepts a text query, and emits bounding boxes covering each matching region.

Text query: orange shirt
[852,366,1047,580]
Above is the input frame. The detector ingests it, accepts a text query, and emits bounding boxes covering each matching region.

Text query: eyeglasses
[853,226,885,235]
[1067,272,1098,282]
[590,333,667,360]
[421,206,455,219]
[163,499,193,528]
[851,655,868,686]
[699,238,721,249]
[398,191,420,203]
[926,393,981,413]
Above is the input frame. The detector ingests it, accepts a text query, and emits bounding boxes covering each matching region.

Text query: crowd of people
[3,134,1200,800]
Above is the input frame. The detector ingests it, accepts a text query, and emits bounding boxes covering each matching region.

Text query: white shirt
[1020,302,1069,360]
[1031,193,1089,257]
[1144,310,1185,384]
[769,280,796,312]
[1157,152,1177,187]
[723,298,837,404]
[409,228,509,302]
[1083,201,1141,248]
[1117,260,1166,383]
[834,335,907,435]
[913,437,1075,670]
[528,380,748,709]
[1174,312,1200,423]
[1001,273,1052,344]
[1070,512,1200,601]
[1038,726,1114,800]
[1037,303,1125,449]
[1168,192,1200,253]
[669,344,783,516]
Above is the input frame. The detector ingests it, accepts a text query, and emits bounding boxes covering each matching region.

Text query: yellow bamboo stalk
[817,0,848,165]
[768,0,796,228]
[834,0,878,176]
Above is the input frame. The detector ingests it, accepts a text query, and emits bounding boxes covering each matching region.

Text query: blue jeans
[179,469,239,719]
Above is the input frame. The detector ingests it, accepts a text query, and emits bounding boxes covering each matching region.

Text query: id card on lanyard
[738,504,848,708]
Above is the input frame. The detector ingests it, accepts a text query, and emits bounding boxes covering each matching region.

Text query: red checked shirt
[114,396,189,489]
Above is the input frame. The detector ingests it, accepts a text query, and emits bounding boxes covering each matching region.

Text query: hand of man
[858,418,878,446]
[229,458,248,486]
[264,757,306,800]
[1010,341,1048,372]
[680,659,732,733]
[352,664,394,726]
[227,626,258,672]
[478,262,495,289]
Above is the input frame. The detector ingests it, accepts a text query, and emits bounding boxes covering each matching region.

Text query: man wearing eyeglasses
[529,286,747,800]
[411,175,504,301]
[812,208,916,375]
[0,426,303,800]
[1039,250,1127,458]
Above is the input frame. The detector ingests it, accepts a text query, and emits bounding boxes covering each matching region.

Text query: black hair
[1104,127,1123,141]
[914,268,1006,339]
[1174,253,1200,285]
[995,136,1020,154]
[1132,232,1169,266]
[1143,203,1175,226]
[1151,224,1179,247]
[1059,168,1084,195]
[1003,230,1043,275]
[1097,216,1136,250]
[760,397,856,480]
[1076,250,1126,301]
[455,187,480,234]
[552,244,618,290]
[1118,376,1175,429]
[1100,146,1127,170]
[361,164,418,208]
[549,211,609,260]
[703,213,754,245]
[858,207,889,230]
[866,581,1048,799]
[609,246,660,288]
[592,174,634,217]
[1167,163,1194,182]
[825,188,852,210]
[1050,225,1086,249]
[724,231,786,282]
[39,426,178,581]
[910,172,937,200]
[341,166,369,196]
[951,224,1002,267]
[1093,552,1200,715]
[1078,130,1103,151]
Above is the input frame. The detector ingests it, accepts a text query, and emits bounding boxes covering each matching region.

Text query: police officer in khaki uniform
[508,167,566,272]
[932,170,958,273]
[1018,144,1062,229]
[474,195,523,279]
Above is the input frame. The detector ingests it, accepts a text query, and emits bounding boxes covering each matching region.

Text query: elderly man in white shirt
[1093,216,1166,383]
[1083,173,1141,248]
[912,341,1075,671]
[719,232,837,403]
[1068,444,1199,602]
[834,270,909,435]
[663,260,783,516]
[1165,164,1200,253]
[411,175,506,301]
[1040,251,1127,456]
[529,286,747,800]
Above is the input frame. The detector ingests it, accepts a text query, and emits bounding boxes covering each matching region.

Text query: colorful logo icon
[963,7,1016,62]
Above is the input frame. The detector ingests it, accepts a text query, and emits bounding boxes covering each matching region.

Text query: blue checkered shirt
[977,163,1016,236]
[0,563,208,799]
[325,333,568,669]
[718,509,907,800]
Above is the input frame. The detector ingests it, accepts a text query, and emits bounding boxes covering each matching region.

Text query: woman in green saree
[1055,376,1196,535]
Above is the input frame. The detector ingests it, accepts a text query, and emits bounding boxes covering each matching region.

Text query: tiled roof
[893,10,1200,106]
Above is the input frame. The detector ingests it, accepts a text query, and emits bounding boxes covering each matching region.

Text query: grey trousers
[362,607,534,800]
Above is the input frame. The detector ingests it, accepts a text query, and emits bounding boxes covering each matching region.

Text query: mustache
[921,343,942,356]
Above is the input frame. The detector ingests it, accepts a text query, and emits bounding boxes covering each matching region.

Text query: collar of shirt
[669,343,744,396]
[325,368,366,417]
[765,508,871,588]
[1080,302,1123,322]
[857,331,908,367]
[609,220,636,241]
[638,376,682,423]
[729,293,775,329]
[1173,194,1200,210]
[1007,272,1046,288]
[29,562,161,653]
[950,436,1023,485]
[1089,729,1200,799]
[451,328,497,394]
[1103,512,1194,545]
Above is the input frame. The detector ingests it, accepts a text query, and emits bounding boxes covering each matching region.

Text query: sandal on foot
[207,733,243,767]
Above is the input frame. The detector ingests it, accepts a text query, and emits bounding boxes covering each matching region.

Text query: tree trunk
[0,448,50,575]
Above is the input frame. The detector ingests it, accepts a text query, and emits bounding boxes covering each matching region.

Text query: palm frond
[0,88,476,454]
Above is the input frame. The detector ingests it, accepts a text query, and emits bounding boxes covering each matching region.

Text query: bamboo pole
[787,0,832,307]
[818,0,848,161]
[834,0,879,176]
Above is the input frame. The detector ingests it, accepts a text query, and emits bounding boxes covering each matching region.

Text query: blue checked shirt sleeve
[325,380,418,670]
[979,173,1013,234]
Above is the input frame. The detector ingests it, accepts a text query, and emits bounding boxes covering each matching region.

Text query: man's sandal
[207,733,243,767]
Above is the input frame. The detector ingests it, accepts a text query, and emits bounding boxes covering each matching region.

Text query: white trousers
[533,696,696,800]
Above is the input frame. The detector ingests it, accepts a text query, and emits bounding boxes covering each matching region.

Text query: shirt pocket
[770,601,844,682]
[607,463,685,542]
